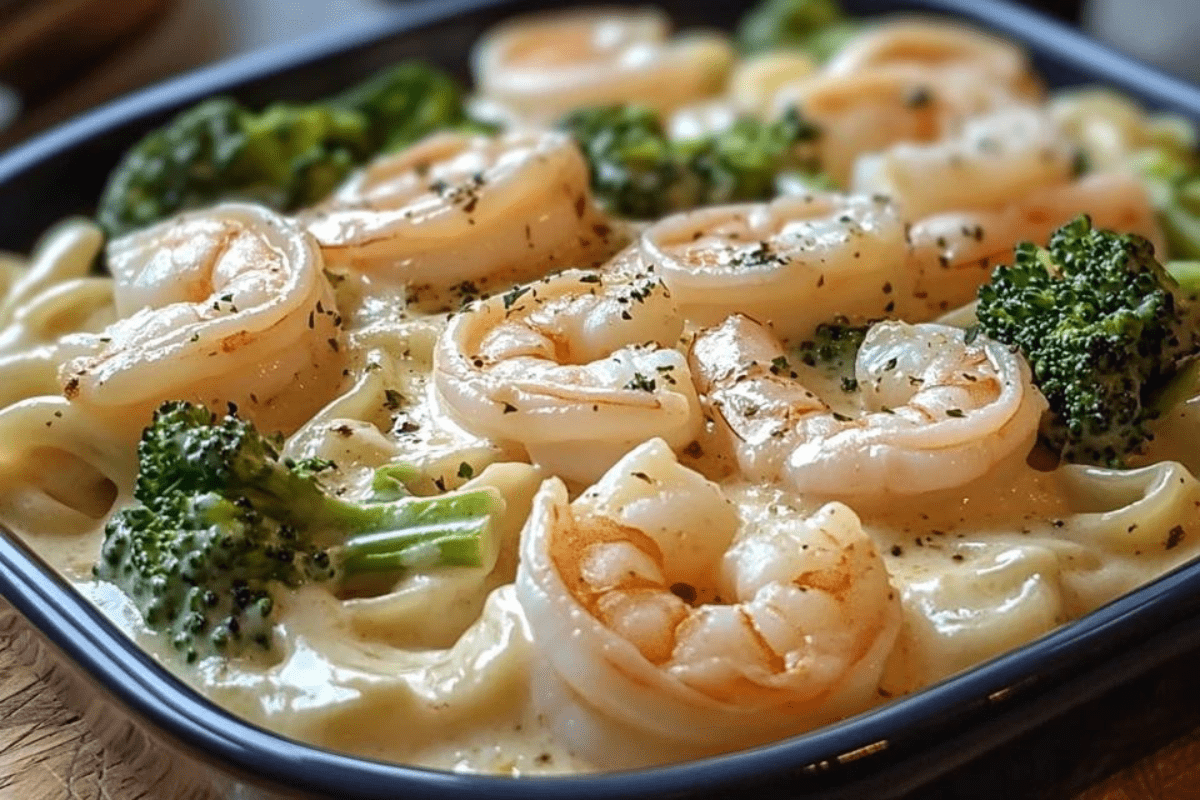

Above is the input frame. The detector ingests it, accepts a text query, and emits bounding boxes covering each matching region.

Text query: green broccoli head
[977,215,1200,466]
[97,99,250,238]
[736,0,860,61]
[97,491,322,660]
[97,62,477,239]
[560,105,690,219]
[683,108,822,203]
[560,104,823,219]
[96,402,500,663]
[332,62,487,152]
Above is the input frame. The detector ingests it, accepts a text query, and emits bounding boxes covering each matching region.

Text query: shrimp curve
[639,192,909,342]
[302,130,620,293]
[58,203,344,435]
[906,172,1166,317]
[433,267,701,485]
[516,438,900,766]
[470,8,734,124]
[689,315,1046,496]
[851,107,1075,220]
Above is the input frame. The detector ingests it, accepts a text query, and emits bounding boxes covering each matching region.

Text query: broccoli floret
[330,61,487,152]
[95,402,500,663]
[97,62,478,238]
[736,0,861,61]
[560,105,822,219]
[976,215,1200,466]
[794,316,872,389]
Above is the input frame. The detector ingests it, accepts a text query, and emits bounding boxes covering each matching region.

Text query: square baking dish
[3,0,1200,797]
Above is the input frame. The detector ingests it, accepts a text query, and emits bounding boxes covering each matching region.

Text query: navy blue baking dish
[3,0,1200,797]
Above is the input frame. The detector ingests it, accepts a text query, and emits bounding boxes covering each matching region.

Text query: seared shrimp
[470,8,734,124]
[57,204,344,435]
[825,19,1042,99]
[302,131,619,294]
[639,193,909,341]
[771,67,1027,186]
[689,315,1046,496]
[907,172,1166,316]
[433,268,701,484]
[517,438,900,766]
[851,107,1075,220]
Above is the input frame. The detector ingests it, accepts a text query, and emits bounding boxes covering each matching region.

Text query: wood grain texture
[0,633,160,799]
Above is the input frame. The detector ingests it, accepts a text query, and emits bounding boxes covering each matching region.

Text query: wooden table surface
[3,612,1200,800]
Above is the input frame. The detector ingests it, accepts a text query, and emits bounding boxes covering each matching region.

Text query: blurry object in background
[1084,0,1200,83]
[0,0,396,149]
[0,83,19,134]
[1022,0,1084,20]
[0,0,174,140]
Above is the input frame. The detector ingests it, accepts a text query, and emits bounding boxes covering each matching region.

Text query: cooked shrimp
[517,438,900,766]
[825,19,1042,99]
[302,130,620,295]
[432,268,701,485]
[907,172,1166,316]
[851,107,1075,220]
[689,315,1046,496]
[470,8,734,124]
[771,67,1027,185]
[639,193,909,342]
[57,203,344,435]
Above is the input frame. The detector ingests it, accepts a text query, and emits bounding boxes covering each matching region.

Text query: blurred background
[0,0,1191,149]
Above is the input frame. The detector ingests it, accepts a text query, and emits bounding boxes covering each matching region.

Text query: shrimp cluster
[517,439,900,766]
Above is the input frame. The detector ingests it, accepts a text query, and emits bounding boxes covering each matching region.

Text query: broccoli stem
[100,401,506,661]
[328,489,500,573]
[225,455,499,566]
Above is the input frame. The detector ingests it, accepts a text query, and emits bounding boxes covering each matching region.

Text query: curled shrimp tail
[516,439,901,766]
